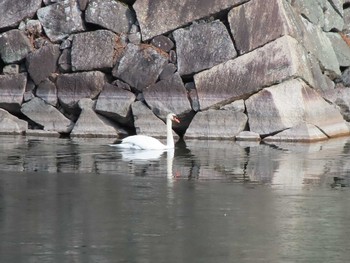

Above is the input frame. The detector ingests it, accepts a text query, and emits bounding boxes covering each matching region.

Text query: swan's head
[167,113,180,123]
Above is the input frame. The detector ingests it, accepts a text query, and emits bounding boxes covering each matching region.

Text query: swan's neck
[166,117,174,149]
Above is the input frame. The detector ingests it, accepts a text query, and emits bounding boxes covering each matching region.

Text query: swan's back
[120,135,167,150]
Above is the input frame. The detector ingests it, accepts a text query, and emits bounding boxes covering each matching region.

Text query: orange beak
[173,116,180,123]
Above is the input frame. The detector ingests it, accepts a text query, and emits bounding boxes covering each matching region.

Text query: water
[1,135,350,263]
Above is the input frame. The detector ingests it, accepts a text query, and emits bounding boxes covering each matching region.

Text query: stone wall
[1,0,350,142]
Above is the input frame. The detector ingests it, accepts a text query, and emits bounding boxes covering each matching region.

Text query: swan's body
[112,113,180,150]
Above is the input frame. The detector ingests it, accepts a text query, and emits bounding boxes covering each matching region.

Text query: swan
[111,113,180,150]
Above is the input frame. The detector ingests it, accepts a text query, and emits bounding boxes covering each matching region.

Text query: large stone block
[36,79,58,106]
[95,83,136,125]
[0,109,28,135]
[71,98,126,138]
[245,78,350,138]
[71,30,118,71]
[194,35,314,110]
[185,109,247,139]
[0,0,42,30]
[85,0,135,34]
[26,44,61,85]
[112,44,168,91]
[143,73,192,118]
[57,71,107,110]
[173,20,236,76]
[21,97,73,134]
[133,0,247,40]
[37,0,85,42]
[0,73,27,113]
[326,32,350,67]
[0,30,33,63]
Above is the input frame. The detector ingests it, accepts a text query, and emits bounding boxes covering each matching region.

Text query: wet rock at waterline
[0,108,28,135]
[21,97,73,134]
[36,79,57,107]
[185,110,248,139]
[245,78,350,138]
[0,73,27,113]
[70,99,126,138]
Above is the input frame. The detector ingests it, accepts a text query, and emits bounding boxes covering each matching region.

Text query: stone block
[0,73,27,113]
[26,44,61,85]
[56,71,107,111]
[0,0,42,30]
[71,98,126,138]
[21,97,73,134]
[112,44,168,91]
[185,109,247,139]
[0,29,33,63]
[0,108,28,135]
[85,0,135,34]
[36,79,58,106]
[133,0,247,40]
[71,30,118,71]
[173,20,236,76]
[151,35,174,52]
[326,33,350,67]
[245,78,350,138]
[143,73,192,119]
[37,0,85,42]
[194,35,314,110]
[95,83,136,126]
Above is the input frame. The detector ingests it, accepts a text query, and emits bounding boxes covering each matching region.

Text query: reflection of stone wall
[1,0,350,141]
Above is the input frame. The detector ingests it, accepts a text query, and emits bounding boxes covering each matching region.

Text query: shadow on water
[2,136,350,262]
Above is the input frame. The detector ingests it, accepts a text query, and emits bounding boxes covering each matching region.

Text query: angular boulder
[151,35,174,52]
[173,20,237,76]
[95,83,136,126]
[36,79,58,106]
[185,109,248,139]
[26,44,61,85]
[57,71,107,111]
[0,29,33,63]
[70,98,126,138]
[0,73,27,113]
[71,30,118,71]
[194,35,314,110]
[143,73,192,119]
[85,0,135,34]
[0,109,28,135]
[37,0,85,42]
[112,43,168,91]
[133,0,247,40]
[326,33,350,67]
[320,87,350,122]
[263,123,328,142]
[21,97,73,134]
[245,78,350,138]
[290,0,325,28]
[0,0,42,30]
[131,101,177,138]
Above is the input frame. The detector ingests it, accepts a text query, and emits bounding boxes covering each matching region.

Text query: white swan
[112,113,180,150]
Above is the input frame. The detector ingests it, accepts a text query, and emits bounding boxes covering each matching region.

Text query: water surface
[1,135,350,263]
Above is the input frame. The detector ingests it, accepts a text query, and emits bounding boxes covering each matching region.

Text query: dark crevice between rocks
[259,128,290,140]
[344,3,350,9]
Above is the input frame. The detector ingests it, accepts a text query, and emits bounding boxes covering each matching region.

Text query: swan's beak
[173,116,180,123]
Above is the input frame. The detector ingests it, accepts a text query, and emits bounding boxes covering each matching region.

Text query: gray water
[1,135,350,263]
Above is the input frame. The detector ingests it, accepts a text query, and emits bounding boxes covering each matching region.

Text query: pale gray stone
[21,97,73,133]
[0,73,27,113]
[112,43,168,91]
[57,71,107,111]
[71,98,126,138]
[26,44,61,85]
[36,79,58,106]
[194,35,315,110]
[323,1,344,32]
[71,30,118,71]
[143,73,192,119]
[0,29,33,63]
[291,0,325,27]
[220,100,245,112]
[95,83,136,125]
[134,0,247,40]
[85,0,135,34]
[263,123,328,142]
[326,32,350,67]
[185,109,248,139]
[320,87,350,121]
[236,131,261,141]
[0,108,28,135]
[245,78,350,138]
[173,20,236,76]
[37,0,85,42]
[0,0,42,30]
[2,64,20,75]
